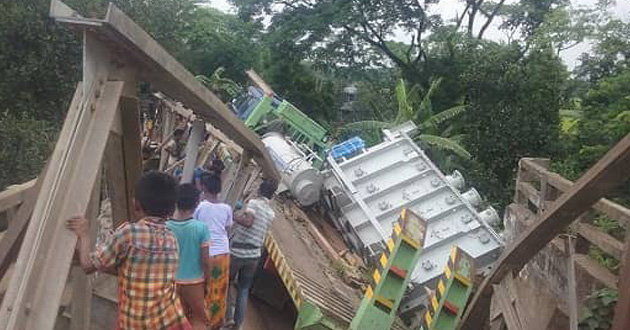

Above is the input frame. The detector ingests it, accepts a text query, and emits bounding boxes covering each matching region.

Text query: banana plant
[195,67,242,101]
[341,78,471,160]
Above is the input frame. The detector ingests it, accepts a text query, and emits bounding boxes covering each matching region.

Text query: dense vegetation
[1,0,629,215]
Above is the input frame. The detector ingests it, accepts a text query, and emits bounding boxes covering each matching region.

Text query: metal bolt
[90,103,96,112]
[479,233,490,244]
[95,89,101,98]
[431,178,441,187]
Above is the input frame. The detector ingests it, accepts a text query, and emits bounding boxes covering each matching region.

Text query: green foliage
[462,45,566,208]
[341,78,471,160]
[0,113,57,190]
[579,288,618,330]
[554,69,630,186]
[182,7,264,83]
[196,67,242,102]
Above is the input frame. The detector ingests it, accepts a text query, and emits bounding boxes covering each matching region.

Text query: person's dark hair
[135,171,178,217]
[208,159,225,176]
[176,183,200,211]
[259,179,277,199]
[173,127,185,137]
[201,173,222,194]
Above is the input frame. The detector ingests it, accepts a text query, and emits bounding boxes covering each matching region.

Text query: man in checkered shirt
[67,172,191,330]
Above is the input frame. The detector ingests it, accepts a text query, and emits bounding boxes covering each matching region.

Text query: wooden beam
[577,223,624,260]
[246,69,274,96]
[492,283,523,330]
[50,0,279,182]
[119,96,142,222]
[517,181,625,259]
[0,180,36,214]
[225,151,253,206]
[0,174,44,281]
[613,223,630,329]
[159,110,175,171]
[181,120,205,183]
[0,82,123,330]
[104,132,130,226]
[521,159,630,225]
[460,131,630,330]
[69,170,101,330]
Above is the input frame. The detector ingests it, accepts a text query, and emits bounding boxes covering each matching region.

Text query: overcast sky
[206,0,630,69]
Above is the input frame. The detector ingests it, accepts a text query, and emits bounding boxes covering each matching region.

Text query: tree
[462,45,566,207]
[342,78,470,160]
[0,0,197,188]
[182,7,265,83]
[230,0,508,84]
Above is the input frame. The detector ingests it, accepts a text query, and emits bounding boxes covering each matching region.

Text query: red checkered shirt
[90,217,190,330]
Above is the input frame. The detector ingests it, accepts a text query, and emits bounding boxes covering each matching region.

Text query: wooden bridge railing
[514,158,629,297]
[514,158,630,304]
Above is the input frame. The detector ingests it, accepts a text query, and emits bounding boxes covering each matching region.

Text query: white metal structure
[322,122,503,317]
[262,132,323,206]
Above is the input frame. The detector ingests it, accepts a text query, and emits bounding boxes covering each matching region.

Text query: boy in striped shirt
[226,179,277,329]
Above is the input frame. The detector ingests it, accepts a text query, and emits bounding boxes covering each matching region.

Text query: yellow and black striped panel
[263,234,304,308]
[423,246,475,329]
[449,245,475,286]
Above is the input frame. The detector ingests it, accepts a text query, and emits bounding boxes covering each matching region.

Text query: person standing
[167,183,211,330]
[66,172,191,330]
[165,127,186,167]
[226,179,277,329]
[194,174,233,330]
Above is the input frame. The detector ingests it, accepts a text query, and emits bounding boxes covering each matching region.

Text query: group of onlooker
[67,164,277,330]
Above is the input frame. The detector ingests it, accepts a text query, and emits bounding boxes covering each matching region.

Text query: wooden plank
[577,223,624,260]
[246,69,274,96]
[69,170,101,330]
[181,120,205,183]
[225,152,253,206]
[0,180,36,214]
[50,0,279,182]
[565,236,578,330]
[613,224,630,329]
[492,284,523,330]
[460,131,630,330]
[0,174,44,281]
[574,254,618,289]
[159,110,175,171]
[0,82,123,330]
[156,95,244,155]
[104,133,129,226]
[522,159,630,225]
[119,96,142,223]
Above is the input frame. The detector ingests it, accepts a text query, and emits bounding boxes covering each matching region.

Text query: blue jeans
[226,257,259,327]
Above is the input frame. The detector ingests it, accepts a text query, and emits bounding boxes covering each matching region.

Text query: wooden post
[0,80,123,330]
[69,170,102,330]
[225,151,253,206]
[181,119,205,183]
[159,111,175,171]
[612,226,630,329]
[564,235,578,330]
